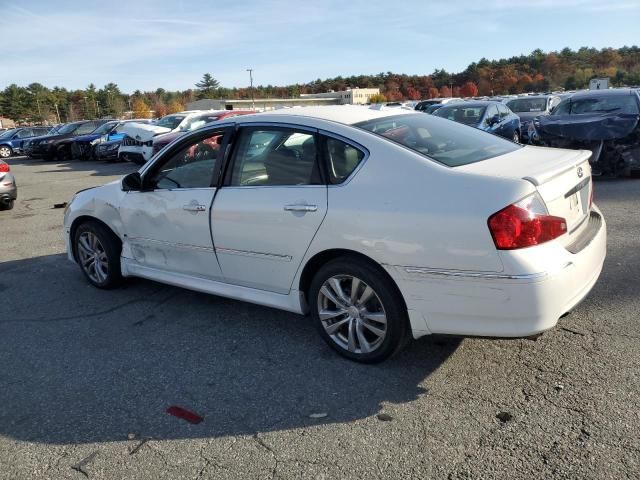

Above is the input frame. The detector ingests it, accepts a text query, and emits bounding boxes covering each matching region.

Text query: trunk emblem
[577,167,584,178]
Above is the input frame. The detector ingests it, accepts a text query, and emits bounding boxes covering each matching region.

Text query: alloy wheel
[317,275,387,354]
[77,231,109,284]
[0,146,10,158]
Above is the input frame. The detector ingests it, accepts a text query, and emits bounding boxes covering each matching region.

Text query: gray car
[506,95,562,143]
[0,160,17,210]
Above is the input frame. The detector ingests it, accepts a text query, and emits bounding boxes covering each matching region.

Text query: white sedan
[64,106,606,362]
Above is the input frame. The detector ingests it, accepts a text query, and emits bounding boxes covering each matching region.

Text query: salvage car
[150,110,255,156]
[94,138,123,162]
[27,120,107,160]
[0,126,53,157]
[506,95,561,143]
[119,112,210,164]
[70,121,119,160]
[434,100,522,142]
[64,106,606,363]
[530,89,640,176]
[0,160,17,210]
[415,98,461,112]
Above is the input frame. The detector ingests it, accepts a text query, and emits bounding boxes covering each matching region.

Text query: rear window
[506,97,548,113]
[554,94,639,115]
[354,113,520,167]
[434,105,486,126]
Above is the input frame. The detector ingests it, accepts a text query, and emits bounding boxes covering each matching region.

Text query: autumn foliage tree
[459,81,479,97]
[166,100,184,114]
[132,98,151,119]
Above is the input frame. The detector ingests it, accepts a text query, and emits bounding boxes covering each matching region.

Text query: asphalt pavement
[0,156,638,479]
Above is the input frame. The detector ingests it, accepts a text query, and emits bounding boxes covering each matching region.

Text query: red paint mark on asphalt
[166,406,204,424]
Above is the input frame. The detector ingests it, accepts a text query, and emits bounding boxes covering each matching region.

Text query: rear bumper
[388,207,607,338]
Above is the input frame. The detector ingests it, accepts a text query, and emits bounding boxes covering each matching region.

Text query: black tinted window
[355,113,520,167]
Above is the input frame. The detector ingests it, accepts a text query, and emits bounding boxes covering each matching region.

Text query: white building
[186,88,381,111]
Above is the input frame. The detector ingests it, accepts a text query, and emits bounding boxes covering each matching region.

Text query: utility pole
[449,81,453,97]
[96,100,100,118]
[83,96,89,119]
[54,103,61,124]
[246,68,255,110]
[128,98,133,119]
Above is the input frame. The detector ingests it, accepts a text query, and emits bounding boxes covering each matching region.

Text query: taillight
[0,162,9,173]
[488,194,567,250]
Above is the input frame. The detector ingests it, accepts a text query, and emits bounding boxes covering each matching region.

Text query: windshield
[155,115,185,129]
[91,122,117,135]
[554,94,639,115]
[506,98,548,113]
[57,123,81,134]
[0,129,18,139]
[433,105,486,126]
[354,113,520,167]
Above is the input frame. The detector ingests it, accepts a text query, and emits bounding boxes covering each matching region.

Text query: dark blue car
[0,126,54,158]
[70,119,153,160]
[433,101,522,142]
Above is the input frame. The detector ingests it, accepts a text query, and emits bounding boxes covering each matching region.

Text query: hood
[517,111,549,122]
[536,112,640,141]
[153,131,185,145]
[121,123,172,143]
[74,133,101,142]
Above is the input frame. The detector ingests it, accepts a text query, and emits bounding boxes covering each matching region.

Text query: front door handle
[183,203,206,212]
[284,204,318,212]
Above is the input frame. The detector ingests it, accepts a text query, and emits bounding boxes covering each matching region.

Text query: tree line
[1,46,638,123]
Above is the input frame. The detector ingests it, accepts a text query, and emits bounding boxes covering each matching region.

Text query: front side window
[355,113,520,167]
[75,122,100,135]
[92,122,117,135]
[146,131,225,190]
[229,128,320,186]
[58,123,80,134]
[498,104,510,118]
[484,105,499,125]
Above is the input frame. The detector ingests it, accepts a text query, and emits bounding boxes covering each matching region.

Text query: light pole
[83,96,89,119]
[449,81,453,97]
[246,68,255,110]
[54,103,61,124]
[96,100,100,118]
[27,91,42,122]
[127,98,133,119]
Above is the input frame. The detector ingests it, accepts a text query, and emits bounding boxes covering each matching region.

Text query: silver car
[0,161,17,210]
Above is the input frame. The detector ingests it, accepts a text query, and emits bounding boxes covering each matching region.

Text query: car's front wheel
[309,258,409,363]
[513,131,520,144]
[0,145,12,158]
[74,221,123,289]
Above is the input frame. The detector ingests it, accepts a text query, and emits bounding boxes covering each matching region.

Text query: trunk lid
[458,145,593,242]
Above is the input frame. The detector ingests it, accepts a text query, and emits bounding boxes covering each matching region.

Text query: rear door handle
[284,204,318,212]
[183,203,206,212]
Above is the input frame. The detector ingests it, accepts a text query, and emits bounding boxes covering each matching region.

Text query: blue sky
[1,0,638,92]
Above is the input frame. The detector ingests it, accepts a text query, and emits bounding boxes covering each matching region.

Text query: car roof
[438,101,498,108]
[570,88,638,99]
[507,95,553,100]
[236,105,418,126]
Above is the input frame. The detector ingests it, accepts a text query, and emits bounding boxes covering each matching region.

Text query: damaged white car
[118,111,212,164]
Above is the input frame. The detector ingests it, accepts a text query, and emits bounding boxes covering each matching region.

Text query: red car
[151,110,255,156]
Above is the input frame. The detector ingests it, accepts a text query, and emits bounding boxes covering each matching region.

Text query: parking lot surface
[1,157,639,479]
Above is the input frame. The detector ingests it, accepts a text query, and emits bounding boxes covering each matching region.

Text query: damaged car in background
[529,89,640,177]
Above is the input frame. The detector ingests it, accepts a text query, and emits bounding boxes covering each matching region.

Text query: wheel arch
[298,248,407,311]
[69,215,122,262]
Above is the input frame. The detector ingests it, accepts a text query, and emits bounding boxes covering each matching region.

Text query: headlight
[90,138,101,146]
[107,142,120,151]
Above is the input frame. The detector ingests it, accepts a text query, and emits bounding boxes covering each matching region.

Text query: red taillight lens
[0,162,9,173]
[488,203,567,250]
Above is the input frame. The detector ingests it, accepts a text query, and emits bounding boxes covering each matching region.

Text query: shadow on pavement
[0,253,460,445]
[5,155,136,177]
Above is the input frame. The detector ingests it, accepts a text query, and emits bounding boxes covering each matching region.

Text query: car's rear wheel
[0,199,14,210]
[309,258,409,363]
[0,146,12,158]
[74,221,123,289]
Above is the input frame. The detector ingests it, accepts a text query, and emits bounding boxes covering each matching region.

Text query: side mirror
[122,172,143,191]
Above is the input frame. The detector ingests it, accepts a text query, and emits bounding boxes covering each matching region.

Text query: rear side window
[325,137,365,184]
[229,128,321,186]
[355,113,520,167]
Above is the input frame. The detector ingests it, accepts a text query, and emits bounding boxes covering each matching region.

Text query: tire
[0,145,12,158]
[0,199,14,211]
[309,257,410,363]
[56,147,68,162]
[630,169,640,179]
[513,131,520,144]
[74,221,123,289]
